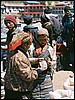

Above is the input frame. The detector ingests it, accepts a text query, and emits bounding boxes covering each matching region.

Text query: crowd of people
[1,5,74,99]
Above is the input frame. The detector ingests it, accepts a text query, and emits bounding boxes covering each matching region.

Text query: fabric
[41,14,49,23]
[4,48,38,92]
[9,32,33,50]
[36,44,48,56]
[62,13,73,41]
[32,74,53,99]
[4,15,16,25]
[62,13,73,50]
[41,14,63,36]
[30,45,53,99]
[6,28,22,44]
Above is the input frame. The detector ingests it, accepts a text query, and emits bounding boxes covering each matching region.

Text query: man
[62,6,74,69]
[44,8,63,40]
[23,14,38,45]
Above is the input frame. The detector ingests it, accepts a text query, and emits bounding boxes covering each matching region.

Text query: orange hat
[9,32,33,50]
[38,28,49,36]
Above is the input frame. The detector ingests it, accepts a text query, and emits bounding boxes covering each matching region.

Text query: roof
[52,6,65,8]
[25,1,40,4]
[25,4,45,7]
[3,3,25,7]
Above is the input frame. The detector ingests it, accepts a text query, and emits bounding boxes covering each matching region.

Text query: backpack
[41,14,64,40]
[49,16,64,36]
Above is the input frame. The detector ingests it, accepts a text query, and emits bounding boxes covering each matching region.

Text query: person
[4,15,22,45]
[2,15,23,72]
[62,6,74,48]
[23,14,38,45]
[27,28,56,99]
[62,6,74,67]
[56,36,68,71]
[40,14,53,46]
[43,8,63,41]
[4,32,45,99]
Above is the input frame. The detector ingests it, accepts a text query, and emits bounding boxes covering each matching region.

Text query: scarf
[36,44,48,56]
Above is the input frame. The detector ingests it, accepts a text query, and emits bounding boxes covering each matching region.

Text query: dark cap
[23,14,33,25]
[64,6,72,12]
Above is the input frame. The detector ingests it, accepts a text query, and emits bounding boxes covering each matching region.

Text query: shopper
[28,28,56,99]
[4,32,45,99]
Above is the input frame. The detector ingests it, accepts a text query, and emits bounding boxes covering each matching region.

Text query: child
[56,36,68,71]
[28,28,56,99]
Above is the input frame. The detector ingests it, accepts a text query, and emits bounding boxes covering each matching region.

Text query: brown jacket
[4,49,38,92]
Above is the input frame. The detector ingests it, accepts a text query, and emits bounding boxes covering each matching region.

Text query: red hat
[4,15,16,25]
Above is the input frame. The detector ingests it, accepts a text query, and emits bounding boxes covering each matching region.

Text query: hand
[39,60,47,71]
[47,61,52,66]
[38,58,44,62]
[44,22,51,28]
[40,66,47,71]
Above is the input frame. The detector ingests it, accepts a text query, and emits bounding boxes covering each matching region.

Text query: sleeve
[13,52,38,82]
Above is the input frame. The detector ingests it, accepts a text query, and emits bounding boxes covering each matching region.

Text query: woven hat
[38,28,49,37]
[4,15,17,25]
[9,32,33,50]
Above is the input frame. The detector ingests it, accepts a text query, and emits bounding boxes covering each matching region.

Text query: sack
[49,16,64,36]
[41,14,64,39]
[49,89,74,99]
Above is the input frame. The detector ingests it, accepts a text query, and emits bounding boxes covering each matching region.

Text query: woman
[4,32,44,99]
[4,15,22,45]
[2,15,22,71]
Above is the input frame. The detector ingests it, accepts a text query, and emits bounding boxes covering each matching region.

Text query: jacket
[4,47,38,92]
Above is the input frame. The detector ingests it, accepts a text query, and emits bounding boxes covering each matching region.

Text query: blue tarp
[1,5,5,9]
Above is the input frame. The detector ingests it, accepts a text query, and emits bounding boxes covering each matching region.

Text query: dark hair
[23,14,33,25]
[41,14,49,23]
[44,8,52,14]
[24,19,32,25]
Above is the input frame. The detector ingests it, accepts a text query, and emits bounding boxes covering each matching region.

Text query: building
[19,4,47,21]
[51,1,74,22]
[1,3,25,14]
[24,1,40,5]
[1,2,48,21]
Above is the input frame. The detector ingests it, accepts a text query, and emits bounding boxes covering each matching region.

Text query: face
[22,40,32,51]
[38,35,48,46]
[5,20,15,30]
[65,10,70,16]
